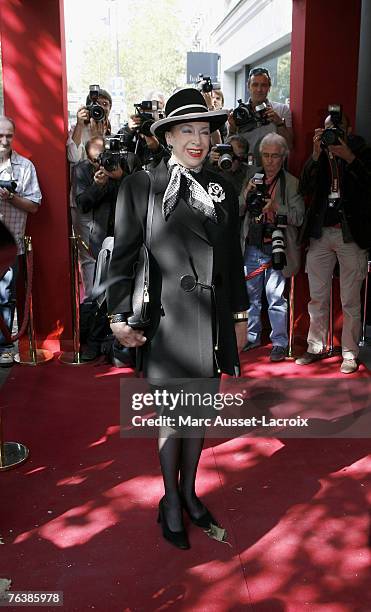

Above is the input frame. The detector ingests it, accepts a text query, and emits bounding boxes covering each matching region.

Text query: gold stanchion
[287,274,295,359]
[359,260,371,347]
[0,407,29,471]
[59,235,91,365]
[14,236,53,365]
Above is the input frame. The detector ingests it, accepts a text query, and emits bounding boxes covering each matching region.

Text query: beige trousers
[306,227,368,359]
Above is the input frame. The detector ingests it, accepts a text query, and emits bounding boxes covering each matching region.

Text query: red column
[289,0,362,347]
[0,0,72,351]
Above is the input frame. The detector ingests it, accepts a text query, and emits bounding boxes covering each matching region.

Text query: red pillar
[0,0,72,351]
[289,0,362,346]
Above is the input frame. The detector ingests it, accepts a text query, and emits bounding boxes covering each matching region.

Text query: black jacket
[107,160,249,378]
[299,135,371,248]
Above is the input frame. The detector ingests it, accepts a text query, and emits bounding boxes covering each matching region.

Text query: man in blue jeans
[240,133,304,361]
[0,116,41,367]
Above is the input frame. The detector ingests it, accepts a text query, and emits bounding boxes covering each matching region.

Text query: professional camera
[271,228,287,270]
[321,104,344,147]
[134,100,164,137]
[214,144,234,170]
[86,84,106,123]
[232,100,269,131]
[261,217,287,270]
[254,102,269,126]
[196,74,220,94]
[246,173,267,217]
[233,100,255,129]
[0,180,17,193]
[97,134,128,172]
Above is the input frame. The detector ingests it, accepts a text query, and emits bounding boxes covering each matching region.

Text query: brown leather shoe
[340,358,358,374]
[295,351,326,365]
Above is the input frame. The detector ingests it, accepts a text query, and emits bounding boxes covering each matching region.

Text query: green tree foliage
[79,0,189,115]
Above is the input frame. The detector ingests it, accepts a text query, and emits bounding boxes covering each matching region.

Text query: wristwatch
[233,311,248,322]
[8,192,14,200]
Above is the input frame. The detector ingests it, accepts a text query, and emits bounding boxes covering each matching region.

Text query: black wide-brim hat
[151,87,228,138]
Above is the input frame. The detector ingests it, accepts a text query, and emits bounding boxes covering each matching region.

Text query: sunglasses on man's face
[248,68,270,79]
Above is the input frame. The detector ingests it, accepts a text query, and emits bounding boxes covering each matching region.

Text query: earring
[167,143,173,150]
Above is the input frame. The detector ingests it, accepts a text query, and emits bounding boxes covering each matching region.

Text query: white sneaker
[0,351,14,367]
[340,358,358,374]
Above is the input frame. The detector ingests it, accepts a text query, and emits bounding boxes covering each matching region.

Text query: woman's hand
[110,322,147,348]
[235,321,247,354]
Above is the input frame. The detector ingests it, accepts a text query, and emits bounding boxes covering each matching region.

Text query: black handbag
[126,172,162,339]
[91,172,162,340]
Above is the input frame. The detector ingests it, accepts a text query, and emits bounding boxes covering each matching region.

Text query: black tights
[158,425,206,531]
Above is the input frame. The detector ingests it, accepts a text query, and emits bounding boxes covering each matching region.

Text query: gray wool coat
[107,160,249,380]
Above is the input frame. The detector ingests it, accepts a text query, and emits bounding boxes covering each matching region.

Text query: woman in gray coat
[107,88,248,549]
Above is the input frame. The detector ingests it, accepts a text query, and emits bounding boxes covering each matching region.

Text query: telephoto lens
[271,228,287,270]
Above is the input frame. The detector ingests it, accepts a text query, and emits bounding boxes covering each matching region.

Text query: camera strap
[266,173,280,199]
[326,150,341,203]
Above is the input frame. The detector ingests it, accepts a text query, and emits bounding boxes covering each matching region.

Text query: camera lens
[218,154,233,171]
[140,119,155,137]
[271,229,286,270]
[321,128,339,147]
[90,104,105,122]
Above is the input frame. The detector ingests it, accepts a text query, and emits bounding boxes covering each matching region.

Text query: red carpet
[0,353,371,611]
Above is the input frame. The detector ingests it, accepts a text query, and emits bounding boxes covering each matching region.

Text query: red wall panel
[0,0,72,350]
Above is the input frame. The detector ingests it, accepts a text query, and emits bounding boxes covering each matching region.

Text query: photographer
[197,77,226,145]
[66,86,113,299]
[73,135,140,361]
[296,107,371,374]
[240,133,304,361]
[67,86,112,163]
[228,67,293,164]
[0,116,42,367]
[119,92,168,168]
[208,135,250,197]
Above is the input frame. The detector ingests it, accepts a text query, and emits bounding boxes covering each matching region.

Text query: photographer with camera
[296,106,371,374]
[208,135,250,197]
[66,85,113,300]
[240,133,304,361]
[197,77,227,145]
[67,85,112,161]
[119,92,168,168]
[73,134,141,361]
[0,116,42,367]
[229,67,293,164]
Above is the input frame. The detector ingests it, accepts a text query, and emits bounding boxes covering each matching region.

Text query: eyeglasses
[261,152,283,160]
[248,67,271,79]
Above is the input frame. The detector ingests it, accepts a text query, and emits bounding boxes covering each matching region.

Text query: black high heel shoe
[180,495,219,529]
[157,497,190,550]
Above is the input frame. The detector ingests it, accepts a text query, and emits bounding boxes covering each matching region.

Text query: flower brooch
[208,182,225,203]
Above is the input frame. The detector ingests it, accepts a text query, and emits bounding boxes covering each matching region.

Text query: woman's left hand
[235,321,247,353]
[110,322,147,347]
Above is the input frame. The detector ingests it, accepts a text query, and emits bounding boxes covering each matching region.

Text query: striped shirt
[0,150,42,254]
